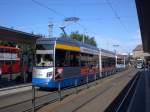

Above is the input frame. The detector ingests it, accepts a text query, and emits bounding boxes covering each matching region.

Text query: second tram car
[101,49,116,72]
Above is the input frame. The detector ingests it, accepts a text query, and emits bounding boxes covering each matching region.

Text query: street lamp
[113,44,119,53]
[113,44,120,68]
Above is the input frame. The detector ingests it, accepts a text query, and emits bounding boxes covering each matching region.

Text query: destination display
[36,50,54,54]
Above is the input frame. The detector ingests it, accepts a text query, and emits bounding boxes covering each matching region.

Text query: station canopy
[0,26,40,44]
[135,0,150,53]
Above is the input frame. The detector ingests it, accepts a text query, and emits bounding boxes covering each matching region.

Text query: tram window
[36,44,53,50]
[81,53,90,67]
[55,49,70,67]
[55,50,62,67]
[64,51,70,66]
[102,59,107,67]
[81,53,86,66]
[36,54,53,67]
[56,50,80,67]
[70,51,80,67]
[90,55,98,66]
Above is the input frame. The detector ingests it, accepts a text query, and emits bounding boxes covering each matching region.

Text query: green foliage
[60,31,97,46]
[0,41,16,47]
[70,31,83,41]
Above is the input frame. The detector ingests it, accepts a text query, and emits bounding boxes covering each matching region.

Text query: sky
[0,0,141,53]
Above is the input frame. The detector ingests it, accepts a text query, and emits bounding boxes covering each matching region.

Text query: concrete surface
[127,70,150,112]
[0,83,32,96]
[38,68,138,112]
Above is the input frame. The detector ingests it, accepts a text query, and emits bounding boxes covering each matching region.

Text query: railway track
[67,69,137,112]
[105,70,140,112]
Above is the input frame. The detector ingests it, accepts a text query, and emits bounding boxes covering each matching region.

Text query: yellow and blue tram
[32,38,116,88]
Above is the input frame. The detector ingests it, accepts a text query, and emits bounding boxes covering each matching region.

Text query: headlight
[47,72,53,77]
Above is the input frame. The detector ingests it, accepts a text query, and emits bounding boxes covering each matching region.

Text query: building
[132,44,144,60]
[0,26,41,83]
[132,44,150,62]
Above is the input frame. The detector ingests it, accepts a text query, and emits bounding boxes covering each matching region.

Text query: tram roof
[101,48,116,58]
[101,49,115,55]
[37,37,99,51]
[0,26,40,44]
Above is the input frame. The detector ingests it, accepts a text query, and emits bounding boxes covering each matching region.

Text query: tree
[68,31,97,46]
[70,31,83,41]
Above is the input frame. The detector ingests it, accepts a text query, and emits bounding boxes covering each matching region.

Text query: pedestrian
[28,60,33,82]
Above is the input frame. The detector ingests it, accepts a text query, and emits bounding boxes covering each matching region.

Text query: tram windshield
[36,44,53,67]
[136,59,143,64]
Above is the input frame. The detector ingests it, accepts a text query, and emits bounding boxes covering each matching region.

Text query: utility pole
[123,56,126,68]
[99,48,102,78]
[83,34,85,43]
[82,29,87,44]
[113,44,120,68]
[48,20,53,38]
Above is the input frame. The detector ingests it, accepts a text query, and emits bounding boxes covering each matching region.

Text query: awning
[135,0,150,53]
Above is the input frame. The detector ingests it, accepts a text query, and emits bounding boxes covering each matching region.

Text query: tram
[32,38,116,88]
[136,59,144,69]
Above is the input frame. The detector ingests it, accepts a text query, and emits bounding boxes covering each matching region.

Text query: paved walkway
[0,83,31,96]
[127,70,150,112]
[38,69,138,112]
